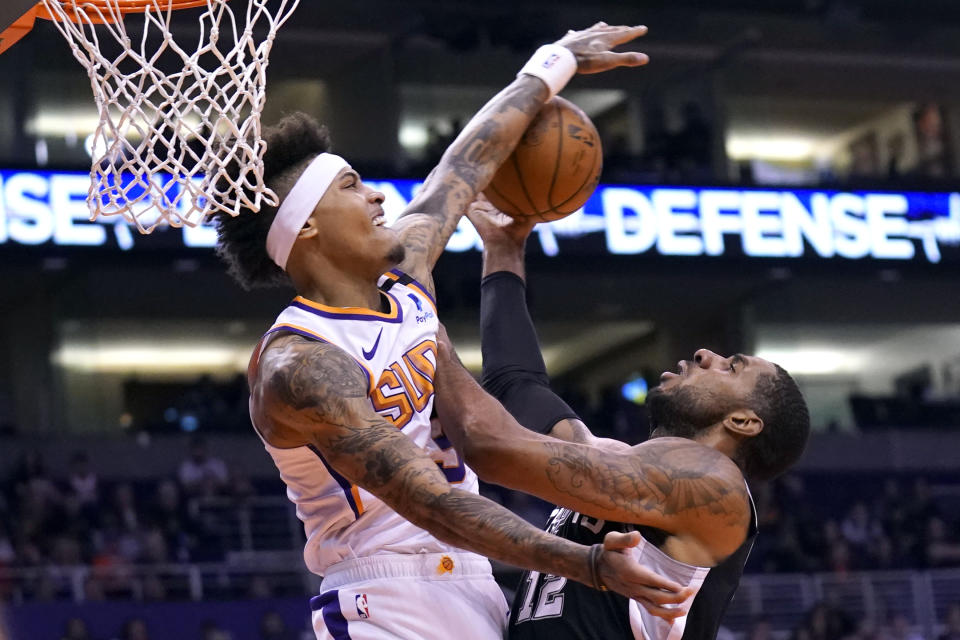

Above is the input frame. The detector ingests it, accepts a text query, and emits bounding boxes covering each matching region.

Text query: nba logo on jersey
[356,594,370,619]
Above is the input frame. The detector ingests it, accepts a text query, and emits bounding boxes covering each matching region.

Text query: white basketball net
[41,0,300,233]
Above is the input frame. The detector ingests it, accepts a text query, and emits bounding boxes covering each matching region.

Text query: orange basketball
[484,96,603,222]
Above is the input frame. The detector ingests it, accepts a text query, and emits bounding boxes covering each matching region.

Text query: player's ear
[299,212,321,239]
[722,409,763,438]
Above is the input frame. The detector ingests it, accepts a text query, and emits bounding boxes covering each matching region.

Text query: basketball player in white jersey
[429,198,812,639]
[214,22,692,640]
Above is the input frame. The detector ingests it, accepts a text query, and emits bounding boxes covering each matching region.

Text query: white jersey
[251,270,483,576]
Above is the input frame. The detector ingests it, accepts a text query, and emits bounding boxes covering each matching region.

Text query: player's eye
[728,362,737,373]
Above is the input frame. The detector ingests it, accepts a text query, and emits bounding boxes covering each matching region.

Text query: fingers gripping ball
[484,96,602,222]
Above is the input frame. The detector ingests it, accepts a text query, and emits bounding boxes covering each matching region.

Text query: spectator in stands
[92,511,141,592]
[869,535,900,571]
[875,477,908,537]
[793,602,855,640]
[200,620,232,640]
[882,613,925,640]
[247,575,273,599]
[260,611,293,640]
[828,538,855,574]
[939,602,960,640]
[11,451,60,548]
[754,483,782,530]
[61,617,93,640]
[924,517,960,567]
[909,478,940,524]
[139,527,169,564]
[178,436,229,497]
[766,519,816,573]
[64,451,99,507]
[841,501,884,551]
[747,618,774,640]
[83,574,106,601]
[110,483,140,534]
[141,572,167,601]
[147,479,197,562]
[117,618,150,640]
[0,521,15,566]
[0,520,14,599]
[9,450,56,499]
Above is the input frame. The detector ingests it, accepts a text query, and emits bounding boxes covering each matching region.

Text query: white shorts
[310,552,509,640]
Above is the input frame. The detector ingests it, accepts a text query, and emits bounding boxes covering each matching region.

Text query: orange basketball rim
[1,1,213,55]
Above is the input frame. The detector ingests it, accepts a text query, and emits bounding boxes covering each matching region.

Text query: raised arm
[466,196,628,450]
[392,23,649,294]
[433,330,752,562]
[251,334,688,610]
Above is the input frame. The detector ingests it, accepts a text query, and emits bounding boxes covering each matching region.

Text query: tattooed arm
[250,334,689,608]
[433,333,751,563]
[392,23,648,295]
[466,196,630,452]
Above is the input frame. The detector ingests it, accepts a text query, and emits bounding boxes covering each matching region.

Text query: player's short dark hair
[213,112,333,290]
[739,365,810,482]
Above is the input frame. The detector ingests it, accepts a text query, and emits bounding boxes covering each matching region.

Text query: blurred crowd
[750,475,960,574]
[0,430,957,639]
[411,103,716,186]
[767,600,960,640]
[0,437,250,602]
[55,610,303,640]
[48,600,960,640]
[407,101,958,191]
[3,416,959,604]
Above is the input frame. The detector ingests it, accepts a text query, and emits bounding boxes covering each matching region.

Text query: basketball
[484,96,603,222]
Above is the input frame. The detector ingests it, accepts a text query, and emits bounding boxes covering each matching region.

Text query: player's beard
[386,241,406,266]
[647,384,734,440]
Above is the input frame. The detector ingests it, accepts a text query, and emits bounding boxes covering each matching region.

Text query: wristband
[588,543,609,591]
[517,44,577,99]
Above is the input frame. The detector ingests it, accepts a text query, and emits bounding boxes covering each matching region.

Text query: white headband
[266,153,351,270]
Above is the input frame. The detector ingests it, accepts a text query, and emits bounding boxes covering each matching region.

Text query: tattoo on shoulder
[262,336,369,422]
[542,441,750,527]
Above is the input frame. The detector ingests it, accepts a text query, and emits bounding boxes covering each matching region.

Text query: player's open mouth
[372,214,386,226]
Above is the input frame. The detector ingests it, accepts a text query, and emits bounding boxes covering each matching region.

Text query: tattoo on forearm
[396,77,549,282]
[542,442,750,527]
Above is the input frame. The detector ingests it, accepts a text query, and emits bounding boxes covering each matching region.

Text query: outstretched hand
[466,194,536,278]
[555,22,649,75]
[597,531,694,620]
[466,194,536,249]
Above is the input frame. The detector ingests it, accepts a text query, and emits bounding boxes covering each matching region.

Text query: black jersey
[508,493,757,640]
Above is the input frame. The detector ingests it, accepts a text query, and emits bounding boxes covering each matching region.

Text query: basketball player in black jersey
[431,197,811,639]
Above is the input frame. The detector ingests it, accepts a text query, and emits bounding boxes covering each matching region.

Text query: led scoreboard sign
[1,170,959,263]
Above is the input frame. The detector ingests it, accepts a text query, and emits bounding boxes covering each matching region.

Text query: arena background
[1,1,960,639]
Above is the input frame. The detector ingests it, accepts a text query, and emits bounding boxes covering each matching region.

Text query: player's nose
[367,188,385,204]
[693,349,722,368]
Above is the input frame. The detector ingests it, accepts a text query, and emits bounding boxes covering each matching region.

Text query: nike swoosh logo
[362,328,383,360]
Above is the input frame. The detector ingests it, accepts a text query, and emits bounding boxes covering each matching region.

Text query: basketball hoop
[30,0,300,233]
